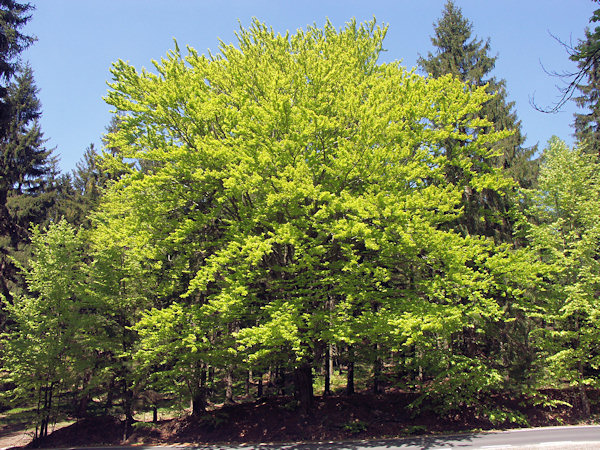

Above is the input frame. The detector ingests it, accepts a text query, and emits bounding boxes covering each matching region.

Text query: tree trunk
[294,362,313,412]
[579,361,591,417]
[324,344,332,396]
[277,366,286,395]
[191,366,208,416]
[77,371,91,418]
[225,367,234,404]
[246,369,252,396]
[257,372,263,398]
[191,391,206,416]
[122,387,134,440]
[346,346,355,395]
[105,376,115,411]
[373,343,382,394]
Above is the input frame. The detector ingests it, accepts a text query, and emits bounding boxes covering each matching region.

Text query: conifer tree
[418,1,540,389]
[0,0,34,124]
[572,5,600,155]
[418,1,538,239]
[0,3,55,307]
[54,144,110,227]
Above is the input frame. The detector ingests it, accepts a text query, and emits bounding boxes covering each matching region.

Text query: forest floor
[2,387,599,449]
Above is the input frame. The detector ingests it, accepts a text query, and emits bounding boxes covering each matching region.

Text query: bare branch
[531,30,600,113]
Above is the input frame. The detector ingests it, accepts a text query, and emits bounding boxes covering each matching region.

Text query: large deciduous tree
[100,19,525,413]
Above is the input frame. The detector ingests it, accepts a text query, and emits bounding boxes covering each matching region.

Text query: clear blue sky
[24,0,597,174]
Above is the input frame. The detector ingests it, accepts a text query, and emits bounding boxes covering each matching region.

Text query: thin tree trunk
[77,372,91,418]
[278,366,286,396]
[246,369,252,396]
[191,366,208,416]
[324,344,332,396]
[225,367,234,404]
[346,346,355,395]
[122,386,134,440]
[373,343,382,394]
[105,376,115,411]
[579,362,591,417]
[257,372,263,398]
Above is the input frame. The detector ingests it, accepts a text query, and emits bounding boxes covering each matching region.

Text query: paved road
[86,425,600,449]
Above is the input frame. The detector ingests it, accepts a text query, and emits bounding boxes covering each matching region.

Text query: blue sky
[24,0,597,174]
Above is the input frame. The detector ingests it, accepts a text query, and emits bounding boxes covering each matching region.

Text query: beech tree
[0,221,107,438]
[99,19,528,413]
[527,137,600,417]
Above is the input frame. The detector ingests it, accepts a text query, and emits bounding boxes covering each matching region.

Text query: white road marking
[538,442,574,447]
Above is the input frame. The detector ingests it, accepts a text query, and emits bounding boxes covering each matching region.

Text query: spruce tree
[0,0,34,125]
[572,6,600,155]
[418,1,540,389]
[418,1,538,239]
[65,144,109,227]
[0,3,55,307]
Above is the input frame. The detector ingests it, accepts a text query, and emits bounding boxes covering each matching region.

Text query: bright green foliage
[0,220,109,437]
[527,138,600,406]
[99,19,527,412]
[419,1,538,241]
[417,2,542,396]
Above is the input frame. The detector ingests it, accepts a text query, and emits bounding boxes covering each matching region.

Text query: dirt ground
[0,419,71,450]
[3,388,598,449]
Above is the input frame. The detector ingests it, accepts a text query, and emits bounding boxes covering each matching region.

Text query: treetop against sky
[23,0,596,173]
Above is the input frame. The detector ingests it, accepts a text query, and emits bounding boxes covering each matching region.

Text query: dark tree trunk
[324,344,331,396]
[191,365,208,416]
[104,376,115,411]
[191,391,206,416]
[122,387,134,440]
[293,362,313,412]
[579,361,591,417]
[257,372,263,398]
[152,406,158,423]
[373,343,382,394]
[277,366,286,395]
[77,372,91,418]
[346,346,355,395]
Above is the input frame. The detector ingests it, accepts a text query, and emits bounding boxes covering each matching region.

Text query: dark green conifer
[0,3,55,307]
[0,0,34,123]
[572,5,600,155]
[418,1,538,241]
[418,1,539,390]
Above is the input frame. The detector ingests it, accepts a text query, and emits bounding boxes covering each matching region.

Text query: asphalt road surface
[84,425,600,449]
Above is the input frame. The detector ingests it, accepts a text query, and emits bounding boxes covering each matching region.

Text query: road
[84,425,600,449]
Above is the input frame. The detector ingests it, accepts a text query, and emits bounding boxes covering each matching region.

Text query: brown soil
[6,388,599,449]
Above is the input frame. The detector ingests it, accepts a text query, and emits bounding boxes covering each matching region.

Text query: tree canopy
[96,18,527,412]
[3,8,600,441]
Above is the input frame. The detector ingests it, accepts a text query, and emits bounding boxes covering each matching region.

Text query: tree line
[1,0,600,440]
